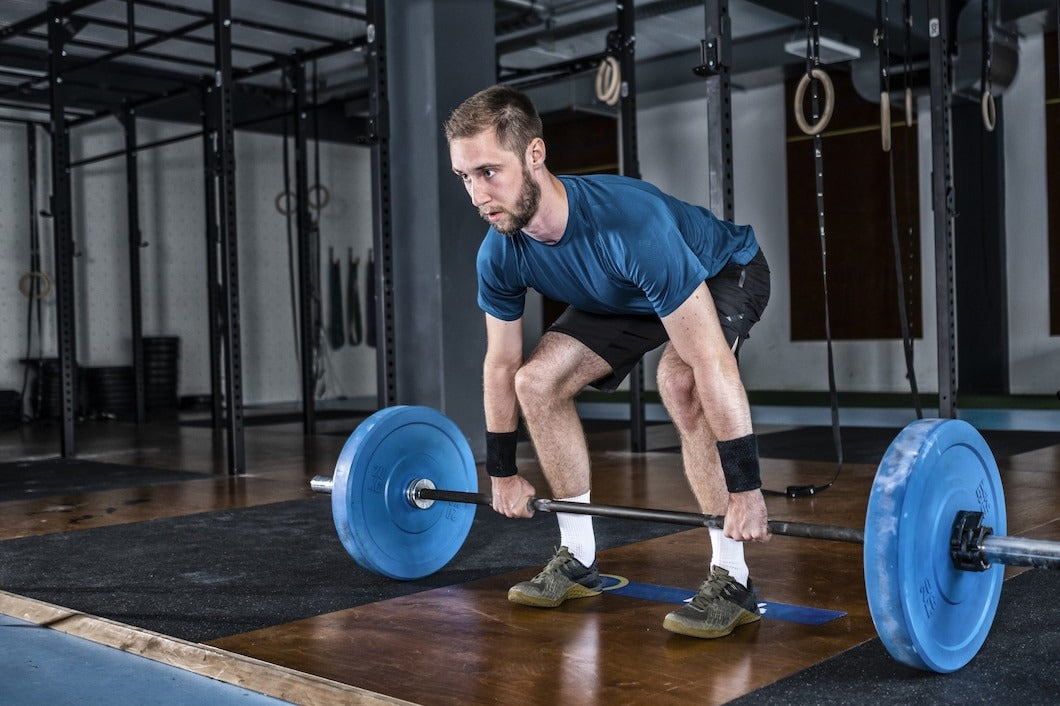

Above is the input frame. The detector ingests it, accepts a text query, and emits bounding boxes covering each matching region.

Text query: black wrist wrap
[486,431,519,477]
[717,434,762,493]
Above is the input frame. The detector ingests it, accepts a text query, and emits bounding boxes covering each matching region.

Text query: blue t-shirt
[477,174,759,321]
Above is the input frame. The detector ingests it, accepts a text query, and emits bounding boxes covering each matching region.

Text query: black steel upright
[927,0,958,418]
[700,0,735,221]
[47,2,78,456]
[122,104,146,424]
[613,0,646,452]
[366,0,395,408]
[212,0,246,473]
[291,55,320,434]
[200,80,224,430]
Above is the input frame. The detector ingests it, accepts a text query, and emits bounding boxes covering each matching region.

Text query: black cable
[883,0,923,419]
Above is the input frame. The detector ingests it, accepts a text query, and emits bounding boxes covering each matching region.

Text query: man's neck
[522,173,568,244]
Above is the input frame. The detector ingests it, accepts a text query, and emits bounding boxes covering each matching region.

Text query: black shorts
[547,248,770,391]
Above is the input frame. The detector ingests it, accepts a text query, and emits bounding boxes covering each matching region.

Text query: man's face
[450,128,540,236]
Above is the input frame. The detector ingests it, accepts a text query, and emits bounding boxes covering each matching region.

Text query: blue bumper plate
[864,418,1006,672]
[331,405,477,580]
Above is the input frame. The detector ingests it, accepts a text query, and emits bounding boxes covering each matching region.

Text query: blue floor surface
[0,615,292,706]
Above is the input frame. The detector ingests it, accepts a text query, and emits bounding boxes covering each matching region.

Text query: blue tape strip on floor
[600,575,845,626]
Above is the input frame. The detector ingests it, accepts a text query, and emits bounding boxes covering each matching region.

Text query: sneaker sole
[661,608,761,639]
[507,584,602,608]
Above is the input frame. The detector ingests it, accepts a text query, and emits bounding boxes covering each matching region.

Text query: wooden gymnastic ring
[19,270,53,300]
[793,68,835,136]
[275,190,294,216]
[905,87,914,127]
[981,91,996,132]
[880,91,892,152]
[595,56,621,107]
[308,183,330,211]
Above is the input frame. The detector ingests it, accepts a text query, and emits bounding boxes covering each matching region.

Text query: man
[444,85,771,639]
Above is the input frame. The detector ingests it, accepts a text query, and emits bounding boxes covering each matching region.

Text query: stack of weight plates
[143,336,180,410]
[31,358,66,419]
[82,365,135,418]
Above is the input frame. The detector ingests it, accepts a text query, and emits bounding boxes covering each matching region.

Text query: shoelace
[688,574,733,610]
[532,552,574,582]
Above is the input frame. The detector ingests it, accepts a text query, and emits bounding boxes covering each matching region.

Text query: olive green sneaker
[662,566,762,638]
[507,546,603,608]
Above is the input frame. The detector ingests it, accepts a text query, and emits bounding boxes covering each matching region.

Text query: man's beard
[484,167,541,236]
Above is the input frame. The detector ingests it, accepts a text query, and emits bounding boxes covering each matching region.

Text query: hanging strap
[801,0,843,496]
[328,247,345,349]
[347,249,363,346]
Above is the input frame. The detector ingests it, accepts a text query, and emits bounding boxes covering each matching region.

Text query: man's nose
[469,179,489,207]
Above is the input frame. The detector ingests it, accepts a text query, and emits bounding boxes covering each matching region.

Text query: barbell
[310,405,1060,674]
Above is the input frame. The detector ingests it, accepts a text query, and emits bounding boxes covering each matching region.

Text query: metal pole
[200,80,224,431]
[291,54,319,435]
[122,104,146,424]
[367,0,395,408]
[213,0,246,474]
[927,0,958,418]
[613,0,646,453]
[700,0,735,221]
[48,2,78,457]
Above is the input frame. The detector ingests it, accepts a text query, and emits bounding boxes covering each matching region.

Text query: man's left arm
[660,281,769,542]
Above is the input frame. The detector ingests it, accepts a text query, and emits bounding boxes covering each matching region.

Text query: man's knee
[514,361,557,409]
[658,360,700,425]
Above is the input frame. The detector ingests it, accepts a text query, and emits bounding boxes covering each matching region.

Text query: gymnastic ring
[905,87,914,128]
[880,91,892,152]
[981,90,996,132]
[793,68,835,136]
[19,271,53,300]
[275,190,295,216]
[308,183,330,211]
[595,56,621,107]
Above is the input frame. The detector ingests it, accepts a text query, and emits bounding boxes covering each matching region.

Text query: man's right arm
[483,313,537,517]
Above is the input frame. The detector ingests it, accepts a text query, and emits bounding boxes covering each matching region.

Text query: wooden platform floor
[1,415,1058,704]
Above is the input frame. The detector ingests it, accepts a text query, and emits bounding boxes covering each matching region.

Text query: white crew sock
[709,527,749,587]
[557,491,596,567]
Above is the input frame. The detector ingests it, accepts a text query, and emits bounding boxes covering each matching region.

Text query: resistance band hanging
[328,247,344,350]
[980,0,995,131]
[365,248,377,348]
[347,248,362,346]
[878,0,923,420]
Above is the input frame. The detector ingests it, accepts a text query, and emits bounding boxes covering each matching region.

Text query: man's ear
[526,137,546,168]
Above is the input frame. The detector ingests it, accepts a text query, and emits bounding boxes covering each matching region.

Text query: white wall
[0,116,376,407]
[1003,34,1057,393]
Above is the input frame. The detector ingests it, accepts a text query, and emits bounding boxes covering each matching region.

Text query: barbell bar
[312,404,1060,673]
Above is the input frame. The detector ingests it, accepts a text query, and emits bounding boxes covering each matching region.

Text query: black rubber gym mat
[728,568,1060,704]
[656,426,1060,464]
[0,459,210,502]
[0,496,688,643]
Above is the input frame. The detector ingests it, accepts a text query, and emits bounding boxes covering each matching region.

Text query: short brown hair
[444,84,543,157]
